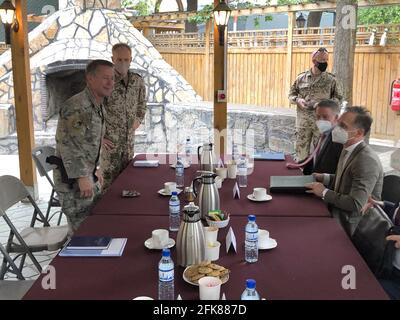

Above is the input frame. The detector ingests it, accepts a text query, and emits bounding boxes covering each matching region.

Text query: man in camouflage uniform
[101,43,147,192]
[54,60,114,234]
[289,48,343,162]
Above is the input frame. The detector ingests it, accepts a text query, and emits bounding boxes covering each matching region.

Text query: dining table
[23,154,388,300]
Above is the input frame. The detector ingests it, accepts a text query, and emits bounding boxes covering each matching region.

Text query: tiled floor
[0,145,399,284]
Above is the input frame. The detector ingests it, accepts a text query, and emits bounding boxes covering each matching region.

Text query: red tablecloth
[23,215,388,300]
[91,154,330,218]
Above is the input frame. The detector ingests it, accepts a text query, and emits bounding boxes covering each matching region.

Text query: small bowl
[206,215,230,229]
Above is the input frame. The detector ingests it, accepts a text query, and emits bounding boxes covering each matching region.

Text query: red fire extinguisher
[391,79,400,111]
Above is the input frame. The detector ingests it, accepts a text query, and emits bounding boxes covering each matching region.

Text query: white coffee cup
[258,229,270,247]
[227,163,237,179]
[199,276,222,300]
[216,167,227,180]
[215,176,222,189]
[205,241,221,261]
[164,182,177,194]
[132,296,154,300]
[204,226,218,245]
[253,187,268,200]
[152,229,169,248]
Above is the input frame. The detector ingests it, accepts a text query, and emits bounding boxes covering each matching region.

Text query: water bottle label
[169,204,181,214]
[159,268,174,282]
[246,231,258,241]
[176,167,184,176]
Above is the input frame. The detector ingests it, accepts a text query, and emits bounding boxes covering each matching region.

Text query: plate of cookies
[183,260,230,286]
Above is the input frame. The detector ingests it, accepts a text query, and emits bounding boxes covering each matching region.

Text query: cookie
[207,270,221,277]
[185,267,198,278]
[190,273,205,282]
[209,263,224,271]
[219,268,229,277]
[199,260,211,267]
[198,267,213,274]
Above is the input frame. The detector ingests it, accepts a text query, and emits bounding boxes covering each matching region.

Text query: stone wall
[0,7,200,134]
[0,102,296,155]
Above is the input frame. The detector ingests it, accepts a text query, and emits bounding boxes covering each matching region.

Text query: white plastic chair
[0,175,68,280]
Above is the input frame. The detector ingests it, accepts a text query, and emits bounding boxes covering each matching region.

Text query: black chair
[382,174,400,204]
[32,146,63,225]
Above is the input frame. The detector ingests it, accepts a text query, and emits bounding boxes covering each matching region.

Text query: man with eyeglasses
[305,106,383,237]
[289,48,343,162]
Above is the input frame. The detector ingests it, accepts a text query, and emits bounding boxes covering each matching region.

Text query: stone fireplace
[0,0,200,133]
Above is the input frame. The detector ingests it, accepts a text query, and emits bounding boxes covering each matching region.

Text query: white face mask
[114,62,130,76]
[316,120,332,134]
[332,126,349,144]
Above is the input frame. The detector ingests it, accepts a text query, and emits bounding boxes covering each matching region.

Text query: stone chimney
[59,0,121,10]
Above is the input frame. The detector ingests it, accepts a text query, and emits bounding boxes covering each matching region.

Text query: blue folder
[253,152,285,161]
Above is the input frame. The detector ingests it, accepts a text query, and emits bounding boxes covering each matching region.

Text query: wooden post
[286,12,295,108]
[213,0,227,157]
[204,19,211,101]
[333,0,357,106]
[142,26,151,38]
[11,0,38,198]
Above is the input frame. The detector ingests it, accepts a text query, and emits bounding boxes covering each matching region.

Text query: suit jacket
[383,201,400,224]
[324,141,384,237]
[303,131,343,175]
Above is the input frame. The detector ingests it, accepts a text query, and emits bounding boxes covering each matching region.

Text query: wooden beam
[27,14,47,23]
[11,0,38,197]
[130,0,400,23]
[286,12,295,108]
[213,0,227,157]
[133,21,185,30]
[204,20,211,101]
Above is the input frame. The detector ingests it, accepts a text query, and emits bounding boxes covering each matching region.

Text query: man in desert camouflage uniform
[289,48,343,162]
[101,43,147,192]
[54,60,114,234]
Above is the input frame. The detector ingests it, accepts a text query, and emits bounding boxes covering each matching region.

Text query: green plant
[187,4,213,24]
[121,0,152,16]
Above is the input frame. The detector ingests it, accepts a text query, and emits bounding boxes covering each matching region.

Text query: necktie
[334,149,349,191]
[286,134,326,169]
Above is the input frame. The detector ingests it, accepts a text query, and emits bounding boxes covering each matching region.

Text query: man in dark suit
[364,197,400,300]
[305,106,384,237]
[287,99,343,175]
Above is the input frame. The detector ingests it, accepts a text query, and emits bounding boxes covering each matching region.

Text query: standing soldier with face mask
[289,48,343,162]
[101,43,147,193]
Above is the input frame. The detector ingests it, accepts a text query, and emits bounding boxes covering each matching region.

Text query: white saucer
[158,188,182,196]
[144,238,175,250]
[259,238,277,250]
[247,194,272,202]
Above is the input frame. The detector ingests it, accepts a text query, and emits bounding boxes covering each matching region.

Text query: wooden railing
[148,24,400,49]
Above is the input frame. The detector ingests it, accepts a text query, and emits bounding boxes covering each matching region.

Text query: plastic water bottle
[232,142,239,162]
[158,248,174,300]
[238,155,248,187]
[241,279,260,300]
[245,215,258,263]
[185,137,192,166]
[175,156,184,187]
[169,191,180,232]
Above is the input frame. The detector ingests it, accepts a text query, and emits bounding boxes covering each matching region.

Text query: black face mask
[316,62,328,72]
